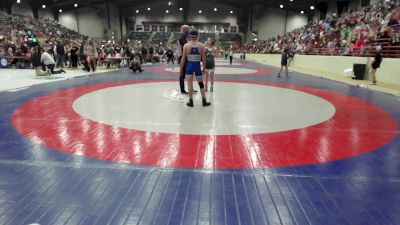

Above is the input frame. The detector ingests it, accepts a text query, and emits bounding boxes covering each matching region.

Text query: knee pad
[198,81,204,89]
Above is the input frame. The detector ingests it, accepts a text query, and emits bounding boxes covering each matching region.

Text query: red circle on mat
[12,80,398,169]
[150,66,271,76]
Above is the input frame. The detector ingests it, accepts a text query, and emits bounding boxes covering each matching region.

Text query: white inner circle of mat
[164,67,257,75]
[73,82,336,135]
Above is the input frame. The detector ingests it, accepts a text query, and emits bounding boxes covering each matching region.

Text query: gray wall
[130,0,238,28]
[58,4,126,40]
[253,8,308,40]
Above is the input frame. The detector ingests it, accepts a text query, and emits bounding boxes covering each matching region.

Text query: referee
[177,25,190,94]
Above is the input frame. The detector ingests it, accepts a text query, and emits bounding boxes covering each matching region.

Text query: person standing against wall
[371,46,382,85]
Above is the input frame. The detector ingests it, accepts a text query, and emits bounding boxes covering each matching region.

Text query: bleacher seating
[171,32,181,43]
[128,32,151,43]
[0,11,84,47]
[151,32,170,44]
[235,0,400,58]
[220,33,242,43]
[199,33,216,43]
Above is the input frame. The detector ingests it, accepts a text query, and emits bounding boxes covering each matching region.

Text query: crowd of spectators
[151,32,170,44]
[127,32,151,43]
[1,0,399,72]
[220,33,241,43]
[199,33,216,43]
[0,11,84,53]
[0,11,155,71]
[234,0,400,57]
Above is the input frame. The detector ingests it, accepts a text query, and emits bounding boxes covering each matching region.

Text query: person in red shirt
[354,36,366,48]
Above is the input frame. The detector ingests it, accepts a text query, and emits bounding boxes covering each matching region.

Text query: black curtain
[337,1,350,15]
[317,2,328,19]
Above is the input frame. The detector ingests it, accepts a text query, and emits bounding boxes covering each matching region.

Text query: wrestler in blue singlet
[184,29,211,107]
[186,43,203,77]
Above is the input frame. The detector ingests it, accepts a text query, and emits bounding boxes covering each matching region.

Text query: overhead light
[214,8,217,11]
[290,0,293,1]
[166,10,169,13]
[42,4,46,8]
[147,7,151,11]
[179,7,183,11]
[230,10,233,14]
[59,9,62,12]
[136,9,139,13]
[198,10,202,14]
[74,3,78,7]
[280,4,284,8]
[17,0,21,4]
[168,1,172,5]
[301,10,304,14]
[310,5,315,10]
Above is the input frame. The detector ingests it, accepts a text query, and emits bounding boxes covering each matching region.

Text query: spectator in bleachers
[388,10,399,26]
[232,0,399,58]
[392,33,400,45]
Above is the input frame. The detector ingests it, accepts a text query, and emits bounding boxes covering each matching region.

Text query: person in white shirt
[41,48,65,75]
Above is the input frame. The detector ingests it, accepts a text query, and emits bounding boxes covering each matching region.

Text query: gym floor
[1,59,399,225]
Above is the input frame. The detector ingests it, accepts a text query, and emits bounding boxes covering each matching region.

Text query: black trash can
[352,63,366,80]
